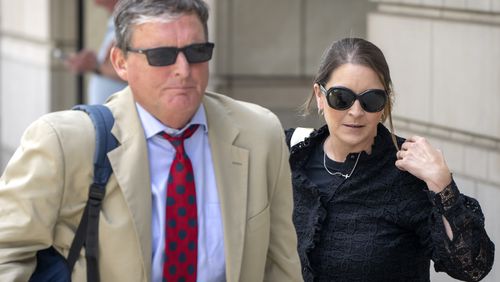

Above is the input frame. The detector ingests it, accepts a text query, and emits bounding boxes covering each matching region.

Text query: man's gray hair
[113,0,210,51]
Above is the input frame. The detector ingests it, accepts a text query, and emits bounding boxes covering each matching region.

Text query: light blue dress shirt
[135,104,226,282]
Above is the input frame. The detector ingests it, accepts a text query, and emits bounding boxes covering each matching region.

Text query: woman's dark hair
[303,37,398,148]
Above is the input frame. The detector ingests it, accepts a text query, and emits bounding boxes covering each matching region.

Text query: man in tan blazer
[0,0,302,281]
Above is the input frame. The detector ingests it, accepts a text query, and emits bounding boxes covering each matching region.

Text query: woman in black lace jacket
[286,37,494,282]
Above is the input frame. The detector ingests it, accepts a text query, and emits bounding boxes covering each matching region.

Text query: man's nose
[172,51,190,77]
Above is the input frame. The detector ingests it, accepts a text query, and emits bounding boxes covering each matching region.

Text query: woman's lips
[344,124,363,128]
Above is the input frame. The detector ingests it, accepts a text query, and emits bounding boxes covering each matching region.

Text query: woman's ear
[313,83,324,112]
[110,46,128,81]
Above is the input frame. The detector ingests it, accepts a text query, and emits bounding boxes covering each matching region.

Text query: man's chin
[166,97,201,111]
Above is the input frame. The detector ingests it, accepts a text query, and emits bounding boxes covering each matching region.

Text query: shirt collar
[135,103,208,139]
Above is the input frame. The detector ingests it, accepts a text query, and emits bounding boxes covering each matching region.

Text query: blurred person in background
[64,0,127,104]
[286,37,494,282]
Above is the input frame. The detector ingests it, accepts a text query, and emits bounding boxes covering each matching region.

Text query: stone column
[0,0,78,168]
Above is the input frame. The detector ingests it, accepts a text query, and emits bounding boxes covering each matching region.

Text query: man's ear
[110,46,128,81]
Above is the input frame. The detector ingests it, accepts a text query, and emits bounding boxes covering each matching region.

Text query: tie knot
[161,124,199,149]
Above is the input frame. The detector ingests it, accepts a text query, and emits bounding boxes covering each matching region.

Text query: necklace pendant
[323,150,361,179]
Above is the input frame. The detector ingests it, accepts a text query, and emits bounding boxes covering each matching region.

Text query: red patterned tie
[161,124,199,282]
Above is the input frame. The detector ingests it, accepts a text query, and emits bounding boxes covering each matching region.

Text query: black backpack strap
[67,105,117,282]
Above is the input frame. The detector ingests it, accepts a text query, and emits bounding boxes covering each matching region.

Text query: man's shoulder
[38,109,93,128]
[203,91,283,144]
[23,109,95,144]
[204,91,275,119]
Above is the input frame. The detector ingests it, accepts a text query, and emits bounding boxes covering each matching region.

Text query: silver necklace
[323,151,361,179]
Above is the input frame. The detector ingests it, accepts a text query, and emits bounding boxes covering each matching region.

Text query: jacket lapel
[105,88,152,280]
[102,90,249,281]
[203,93,249,282]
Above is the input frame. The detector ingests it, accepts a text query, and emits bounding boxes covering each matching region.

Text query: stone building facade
[1,0,498,280]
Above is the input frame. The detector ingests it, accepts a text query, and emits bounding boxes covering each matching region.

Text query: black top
[303,139,355,192]
[286,124,494,282]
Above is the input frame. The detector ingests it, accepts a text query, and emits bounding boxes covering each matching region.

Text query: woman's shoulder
[285,127,315,148]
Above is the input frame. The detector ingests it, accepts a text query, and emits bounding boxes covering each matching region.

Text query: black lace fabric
[286,124,495,282]
[429,184,494,281]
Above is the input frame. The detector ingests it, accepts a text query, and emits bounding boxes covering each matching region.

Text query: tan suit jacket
[0,88,302,281]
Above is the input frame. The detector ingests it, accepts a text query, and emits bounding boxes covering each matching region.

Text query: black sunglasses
[319,85,387,113]
[126,42,215,66]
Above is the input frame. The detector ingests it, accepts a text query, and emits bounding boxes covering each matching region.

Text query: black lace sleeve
[407,179,495,281]
[427,181,495,281]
